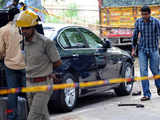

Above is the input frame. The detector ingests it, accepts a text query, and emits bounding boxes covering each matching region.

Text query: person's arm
[53,60,62,69]
[45,39,62,82]
[156,19,160,37]
[45,39,62,68]
[0,30,5,60]
[132,20,139,56]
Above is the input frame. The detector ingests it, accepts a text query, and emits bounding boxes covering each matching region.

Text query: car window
[59,32,70,48]
[64,28,87,48]
[79,28,103,49]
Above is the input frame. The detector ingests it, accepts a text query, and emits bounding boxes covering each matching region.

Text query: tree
[0,0,7,8]
[64,3,78,19]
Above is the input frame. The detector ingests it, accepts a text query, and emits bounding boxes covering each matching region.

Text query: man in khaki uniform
[0,7,25,120]
[16,10,62,120]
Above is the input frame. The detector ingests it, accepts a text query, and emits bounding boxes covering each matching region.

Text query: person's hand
[51,73,60,83]
[131,48,135,57]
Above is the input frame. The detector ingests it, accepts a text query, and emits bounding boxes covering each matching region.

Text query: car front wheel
[49,73,78,112]
[114,62,134,96]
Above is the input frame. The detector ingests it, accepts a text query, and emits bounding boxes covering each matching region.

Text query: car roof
[43,23,88,31]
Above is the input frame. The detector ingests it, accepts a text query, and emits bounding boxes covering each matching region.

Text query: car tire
[49,73,78,112]
[114,62,134,96]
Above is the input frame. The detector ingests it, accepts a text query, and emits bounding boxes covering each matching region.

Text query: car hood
[107,46,131,57]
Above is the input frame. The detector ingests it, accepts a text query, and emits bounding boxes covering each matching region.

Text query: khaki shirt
[0,22,25,70]
[24,31,61,78]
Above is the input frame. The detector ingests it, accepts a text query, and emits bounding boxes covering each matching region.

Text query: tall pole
[98,0,102,37]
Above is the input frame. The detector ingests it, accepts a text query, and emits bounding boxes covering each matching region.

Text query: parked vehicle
[43,24,134,112]
[98,0,160,51]
[0,22,134,112]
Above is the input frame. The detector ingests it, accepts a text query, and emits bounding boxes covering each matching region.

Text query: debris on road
[118,103,144,108]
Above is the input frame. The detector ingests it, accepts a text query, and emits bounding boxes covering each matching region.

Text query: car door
[58,27,98,83]
[78,28,109,90]
[78,27,106,69]
[100,48,122,80]
[78,28,119,88]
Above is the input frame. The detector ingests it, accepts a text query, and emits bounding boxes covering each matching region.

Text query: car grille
[108,38,119,44]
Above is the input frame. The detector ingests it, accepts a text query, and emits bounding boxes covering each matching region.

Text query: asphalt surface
[50,58,160,120]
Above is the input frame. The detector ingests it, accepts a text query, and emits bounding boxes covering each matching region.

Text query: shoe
[132,91,141,96]
[140,96,150,101]
[157,88,160,96]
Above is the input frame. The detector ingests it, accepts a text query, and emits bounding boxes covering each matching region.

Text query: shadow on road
[49,91,117,115]
[76,91,116,109]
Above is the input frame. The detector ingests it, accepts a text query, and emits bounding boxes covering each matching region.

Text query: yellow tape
[21,85,48,93]
[1,75,160,95]
[80,80,105,88]
[53,83,75,90]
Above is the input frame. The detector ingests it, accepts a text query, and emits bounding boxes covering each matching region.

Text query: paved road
[50,58,160,120]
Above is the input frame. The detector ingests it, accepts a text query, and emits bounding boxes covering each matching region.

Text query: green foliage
[45,15,64,23]
[64,3,78,18]
[96,20,99,25]
[46,3,78,24]
[0,0,7,8]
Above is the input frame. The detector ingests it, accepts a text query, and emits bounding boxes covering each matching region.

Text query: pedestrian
[132,6,160,101]
[16,10,62,120]
[0,7,26,120]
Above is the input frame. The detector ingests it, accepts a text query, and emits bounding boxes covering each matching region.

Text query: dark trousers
[5,66,26,120]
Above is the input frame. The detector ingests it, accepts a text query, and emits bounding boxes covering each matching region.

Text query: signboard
[101,5,160,28]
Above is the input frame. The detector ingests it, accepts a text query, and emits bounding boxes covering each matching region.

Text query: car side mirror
[103,38,111,49]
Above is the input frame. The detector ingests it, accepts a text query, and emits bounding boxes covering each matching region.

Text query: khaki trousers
[27,77,53,120]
